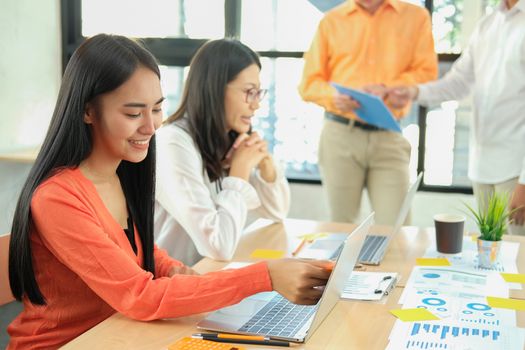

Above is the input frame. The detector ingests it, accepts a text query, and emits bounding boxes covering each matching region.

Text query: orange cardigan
[7,168,272,349]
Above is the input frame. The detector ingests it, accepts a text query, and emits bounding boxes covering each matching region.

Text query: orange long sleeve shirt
[298,0,438,119]
[7,168,272,349]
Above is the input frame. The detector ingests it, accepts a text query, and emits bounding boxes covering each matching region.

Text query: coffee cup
[433,213,465,254]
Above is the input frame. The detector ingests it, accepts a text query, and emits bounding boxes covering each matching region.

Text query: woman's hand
[258,155,277,183]
[243,134,277,182]
[168,265,200,277]
[266,259,333,305]
[228,132,269,181]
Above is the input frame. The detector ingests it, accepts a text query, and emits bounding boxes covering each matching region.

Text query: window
[159,66,189,117]
[240,1,322,52]
[62,0,493,193]
[419,62,471,188]
[81,0,224,39]
[255,57,324,180]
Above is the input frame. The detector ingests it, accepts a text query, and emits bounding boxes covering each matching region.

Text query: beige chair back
[0,233,14,305]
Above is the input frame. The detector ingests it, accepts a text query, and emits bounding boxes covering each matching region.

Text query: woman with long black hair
[7,34,330,349]
[155,39,290,265]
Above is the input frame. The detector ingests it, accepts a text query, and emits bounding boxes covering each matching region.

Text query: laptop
[357,172,422,265]
[299,172,423,265]
[197,213,374,343]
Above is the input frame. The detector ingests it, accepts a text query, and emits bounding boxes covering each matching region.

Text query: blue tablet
[331,82,402,133]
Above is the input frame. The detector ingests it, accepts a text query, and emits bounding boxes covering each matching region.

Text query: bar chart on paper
[387,320,525,350]
[411,322,500,340]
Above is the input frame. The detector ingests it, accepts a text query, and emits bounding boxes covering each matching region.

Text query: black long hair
[9,34,159,305]
[165,38,261,182]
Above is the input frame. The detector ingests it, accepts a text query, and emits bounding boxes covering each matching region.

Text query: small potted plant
[464,192,513,268]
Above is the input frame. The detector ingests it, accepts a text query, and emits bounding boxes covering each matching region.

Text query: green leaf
[462,192,511,241]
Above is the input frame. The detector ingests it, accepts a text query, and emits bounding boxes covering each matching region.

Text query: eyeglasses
[244,88,268,103]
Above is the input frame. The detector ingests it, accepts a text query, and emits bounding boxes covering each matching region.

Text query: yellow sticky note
[390,308,440,322]
[416,258,451,266]
[250,249,285,259]
[487,296,525,311]
[500,273,525,284]
[297,232,329,241]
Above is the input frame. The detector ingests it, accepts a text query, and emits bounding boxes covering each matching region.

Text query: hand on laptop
[266,259,333,305]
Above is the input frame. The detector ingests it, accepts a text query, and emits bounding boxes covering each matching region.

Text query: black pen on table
[192,333,291,347]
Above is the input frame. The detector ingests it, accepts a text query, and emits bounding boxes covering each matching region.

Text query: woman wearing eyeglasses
[155,39,290,265]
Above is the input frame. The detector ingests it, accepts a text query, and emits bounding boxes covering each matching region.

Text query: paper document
[295,232,347,260]
[400,266,509,304]
[341,271,398,300]
[331,82,402,132]
[401,289,516,327]
[424,237,521,290]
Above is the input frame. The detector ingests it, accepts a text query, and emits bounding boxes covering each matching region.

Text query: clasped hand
[226,132,273,181]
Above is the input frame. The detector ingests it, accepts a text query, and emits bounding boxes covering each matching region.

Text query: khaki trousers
[472,178,525,236]
[318,118,411,225]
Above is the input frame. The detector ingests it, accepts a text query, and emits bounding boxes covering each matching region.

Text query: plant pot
[476,238,502,268]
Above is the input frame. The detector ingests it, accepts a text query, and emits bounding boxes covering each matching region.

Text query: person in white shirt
[155,39,291,264]
[388,0,525,235]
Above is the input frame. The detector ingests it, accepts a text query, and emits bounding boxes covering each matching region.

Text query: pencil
[291,238,308,256]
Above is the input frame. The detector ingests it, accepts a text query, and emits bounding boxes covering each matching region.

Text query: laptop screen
[304,213,373,341]
[390,172,423,236]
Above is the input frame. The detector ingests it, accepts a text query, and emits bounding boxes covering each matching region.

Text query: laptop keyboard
[329,234,387,264]
[358,235,387,263]
[238,294,317,338]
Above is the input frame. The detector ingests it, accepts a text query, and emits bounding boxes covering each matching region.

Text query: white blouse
[417,1,525,185]
[154,121,291,265]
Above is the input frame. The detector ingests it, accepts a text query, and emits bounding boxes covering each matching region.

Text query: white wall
[0,0,61,233]
[0,0,61,152]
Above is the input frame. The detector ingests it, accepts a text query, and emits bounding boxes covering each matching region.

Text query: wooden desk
[62,219,525,349]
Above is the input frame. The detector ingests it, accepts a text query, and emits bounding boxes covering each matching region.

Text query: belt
[325,112,383,131]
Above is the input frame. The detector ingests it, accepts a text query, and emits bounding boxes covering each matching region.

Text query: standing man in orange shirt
[299,0,437,225]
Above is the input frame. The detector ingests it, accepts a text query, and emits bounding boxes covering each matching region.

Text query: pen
[192,333,291,347]
[291,238,308,256]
